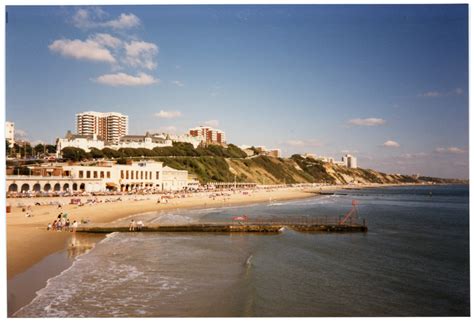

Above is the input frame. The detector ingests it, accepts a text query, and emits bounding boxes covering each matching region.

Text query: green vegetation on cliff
[55,146,467,185]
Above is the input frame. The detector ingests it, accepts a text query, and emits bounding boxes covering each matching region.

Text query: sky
[5,5,469,179]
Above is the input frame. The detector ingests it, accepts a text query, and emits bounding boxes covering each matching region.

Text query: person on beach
[137,220,144,231]
[47,223,52,231]
[52,219,57,231]
[72,220,78,233]
[129,219,136,231]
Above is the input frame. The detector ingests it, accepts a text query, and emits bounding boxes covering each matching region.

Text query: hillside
[157,154,467,185]
[43,144,466,185]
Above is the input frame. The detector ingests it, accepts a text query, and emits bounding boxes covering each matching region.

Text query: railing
[198,216,366,226]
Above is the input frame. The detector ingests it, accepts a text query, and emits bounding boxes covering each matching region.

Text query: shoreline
[6,182,442,279]
[6,183,447,316]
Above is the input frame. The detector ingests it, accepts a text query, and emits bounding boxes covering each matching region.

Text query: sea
[13,185,470,317]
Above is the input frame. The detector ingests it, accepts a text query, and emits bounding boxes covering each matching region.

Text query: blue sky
[5,5,469,179]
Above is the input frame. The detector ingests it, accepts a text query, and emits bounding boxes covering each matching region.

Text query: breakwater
[76,223,368,234]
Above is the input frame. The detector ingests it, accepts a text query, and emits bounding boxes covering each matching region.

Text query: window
[156,171,159,179]
[100,171,104,178]
[131,171,134,179]
[79,171,84,178]
[126,171,129,179]
[141,171,143,179]
[107,171,111,178]
[87,171,91,178]
[145,172,148,180]
[94,171,98,178]
[121,170,124,179]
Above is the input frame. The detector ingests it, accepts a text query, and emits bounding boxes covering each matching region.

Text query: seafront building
[76,111,128,143]
[56,131,105,155]
[5,121,15,146]
[239,145,281,158]
[189,126,226,145]
[6,160,189,193]
[167,133,203,148]
[342,154,358,169]
[56,132,173,156]
[116,133,172,150]
[303,153,358,169]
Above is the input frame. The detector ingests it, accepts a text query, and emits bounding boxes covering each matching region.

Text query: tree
[102,148,121,159]
[46,145,56,154]
[89,147,104,159]
[34,144,45,156]
[61,147,89,162]
[6,140,10,156]
[226,144,247,158]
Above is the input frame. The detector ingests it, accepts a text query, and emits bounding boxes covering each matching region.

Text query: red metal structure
[339,200,359,225]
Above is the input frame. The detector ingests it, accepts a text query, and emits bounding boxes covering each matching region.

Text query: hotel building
[76,111,128,143]
[189,126,226,145]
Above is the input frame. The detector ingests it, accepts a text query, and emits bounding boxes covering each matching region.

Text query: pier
[76,217,368,234]
[76,200,367,234]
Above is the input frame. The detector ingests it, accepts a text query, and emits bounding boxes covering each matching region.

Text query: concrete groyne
[76,223,368,234]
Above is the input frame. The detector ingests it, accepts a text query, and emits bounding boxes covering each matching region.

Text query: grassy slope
[155,155,465,185]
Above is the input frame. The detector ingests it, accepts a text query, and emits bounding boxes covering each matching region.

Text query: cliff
[157,155,467,185]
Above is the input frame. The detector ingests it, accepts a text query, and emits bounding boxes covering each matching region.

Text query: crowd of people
[47,212,79,232]
[129,219,144,231]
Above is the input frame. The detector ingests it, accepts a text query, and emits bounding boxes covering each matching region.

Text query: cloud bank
[348,118,386,126]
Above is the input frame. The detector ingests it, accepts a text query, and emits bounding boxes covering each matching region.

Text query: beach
[7,186,321,279]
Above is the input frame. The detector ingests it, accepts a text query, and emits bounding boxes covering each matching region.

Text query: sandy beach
[7,186,322,279]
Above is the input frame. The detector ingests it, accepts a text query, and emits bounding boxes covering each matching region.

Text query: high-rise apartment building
[5,121,15,146]
[189,126,226,145]
[342,154,358,169]
[76,111,128,143]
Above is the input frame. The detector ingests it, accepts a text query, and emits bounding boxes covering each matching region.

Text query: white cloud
[400,152,428,159]
[419,88,464,98]
[171,80,184,87]
[49,38,116,63]
[284,139,321,147]
[435,147,466,154]
[94,72,158,86]
[90,33,122,48]
[72,8,140,30]
[419,91,441,97]
[383,140,400,148]
[348,118,386,126]
[103,13,141,29]
[154,110,182,119]
[124,40,158,70]
[203,120,220,127]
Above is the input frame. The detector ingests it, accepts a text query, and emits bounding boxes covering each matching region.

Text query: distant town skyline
[6,5,469,178]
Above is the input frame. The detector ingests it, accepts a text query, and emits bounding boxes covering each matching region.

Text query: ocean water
[15,185,470,317]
